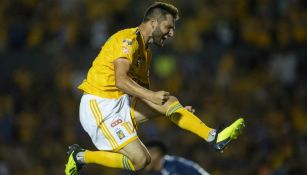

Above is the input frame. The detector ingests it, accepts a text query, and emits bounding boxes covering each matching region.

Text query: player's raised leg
[133,96,245,151]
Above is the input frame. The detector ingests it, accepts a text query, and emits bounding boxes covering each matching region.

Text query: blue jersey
[150,155,209,175]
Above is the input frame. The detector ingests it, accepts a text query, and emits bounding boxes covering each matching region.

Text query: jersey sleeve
[114,38,138,63]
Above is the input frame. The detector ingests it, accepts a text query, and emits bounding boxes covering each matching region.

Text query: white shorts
[79,94,138,151]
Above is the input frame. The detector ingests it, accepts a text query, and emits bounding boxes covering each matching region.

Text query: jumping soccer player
[65,2,244,175]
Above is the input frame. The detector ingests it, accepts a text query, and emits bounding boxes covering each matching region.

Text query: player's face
[152,14,175,47]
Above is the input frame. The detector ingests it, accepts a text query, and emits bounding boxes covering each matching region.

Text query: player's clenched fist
[150,91,170,105]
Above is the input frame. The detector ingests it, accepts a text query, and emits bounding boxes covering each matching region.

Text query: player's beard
[152,26,164,47]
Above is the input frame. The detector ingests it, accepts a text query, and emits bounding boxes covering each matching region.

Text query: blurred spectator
[143,140,210,175]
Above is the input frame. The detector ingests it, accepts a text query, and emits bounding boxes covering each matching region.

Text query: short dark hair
[143,2,179,22]
[145,140,168,155]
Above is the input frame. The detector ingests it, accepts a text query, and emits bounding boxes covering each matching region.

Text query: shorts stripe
[90,100,117,149]
[89,100,100,125]
[91,100,119,149]
[89,100,118,149]
[92,100,119,148]
[89,100,112,148]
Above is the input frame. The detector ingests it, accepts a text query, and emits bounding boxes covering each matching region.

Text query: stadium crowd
[0,0,307,174]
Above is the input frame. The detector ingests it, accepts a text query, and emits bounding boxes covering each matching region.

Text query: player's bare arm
[114,57,169,105]
[114,58,194,113]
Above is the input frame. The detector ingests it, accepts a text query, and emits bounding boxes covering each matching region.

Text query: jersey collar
[136,27,148,49]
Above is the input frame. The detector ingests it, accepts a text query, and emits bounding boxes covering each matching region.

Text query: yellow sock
[166,101,214,142]
[84,150,135,171]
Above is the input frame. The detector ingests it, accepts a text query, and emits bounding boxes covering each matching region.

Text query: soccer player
[65,2,245,175]
[144,140,210,175]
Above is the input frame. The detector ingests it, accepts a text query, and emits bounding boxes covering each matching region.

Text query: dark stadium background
[1,0,307,174]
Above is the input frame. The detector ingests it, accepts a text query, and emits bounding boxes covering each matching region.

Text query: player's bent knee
[165,96,178,107]
[160,96,179,114]
[131,154,151,170]
[169,96,178,102]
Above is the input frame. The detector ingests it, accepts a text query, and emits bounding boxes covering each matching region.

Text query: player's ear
[150,19,158,30]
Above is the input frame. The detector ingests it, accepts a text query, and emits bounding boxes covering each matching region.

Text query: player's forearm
[115,76,153,101]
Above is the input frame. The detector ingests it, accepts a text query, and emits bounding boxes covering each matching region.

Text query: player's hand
[151,91,170,105]
[184,106,195,113]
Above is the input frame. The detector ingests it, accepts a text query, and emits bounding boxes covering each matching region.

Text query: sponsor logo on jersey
[111,119,123,127]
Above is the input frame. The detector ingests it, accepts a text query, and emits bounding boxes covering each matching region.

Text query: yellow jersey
[78,27,152,99]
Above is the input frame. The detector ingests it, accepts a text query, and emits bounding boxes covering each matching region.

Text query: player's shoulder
[113,27,139,44]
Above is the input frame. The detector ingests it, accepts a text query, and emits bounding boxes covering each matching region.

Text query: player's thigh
[118,138,150,169]
[135,96,178,117]
[133,98,161,123]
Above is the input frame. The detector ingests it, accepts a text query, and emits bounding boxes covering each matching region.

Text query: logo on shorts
[111,119,123,127]
[116,130,125,140]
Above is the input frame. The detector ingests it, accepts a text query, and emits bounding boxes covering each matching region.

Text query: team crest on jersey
[122,39,133,54]
[122,39,133,45]
[116,130,125,140]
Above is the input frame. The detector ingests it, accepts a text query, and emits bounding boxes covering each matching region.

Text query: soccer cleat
[212,118,245,152]
[65,144,85,175]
